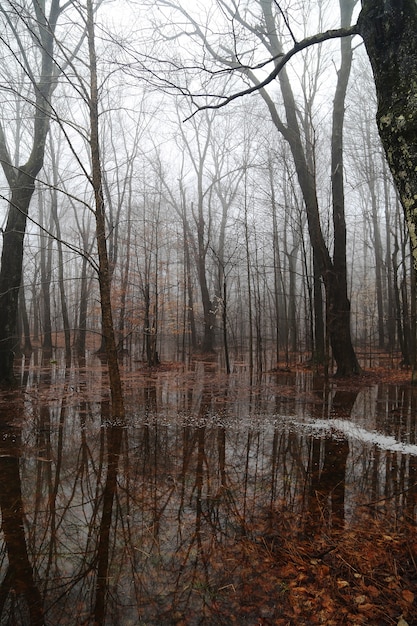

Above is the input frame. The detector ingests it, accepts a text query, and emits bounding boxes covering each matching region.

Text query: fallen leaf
[401,589,415,604]
[358,603,376,615]
[365,585,380,598]
[291,586,308,594]
[354,594,367,605]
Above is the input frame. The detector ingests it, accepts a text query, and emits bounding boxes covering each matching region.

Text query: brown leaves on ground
[186,508,417,626]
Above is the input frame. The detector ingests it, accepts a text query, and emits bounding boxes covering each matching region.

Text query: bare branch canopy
[185,24,360,120]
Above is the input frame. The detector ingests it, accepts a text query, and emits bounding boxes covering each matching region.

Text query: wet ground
[0,356,416,625]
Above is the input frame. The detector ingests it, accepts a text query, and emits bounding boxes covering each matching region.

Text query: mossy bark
[358,0,417,377]
[359,0,417,262]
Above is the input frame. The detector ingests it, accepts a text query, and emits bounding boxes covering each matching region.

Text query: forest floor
[16,346,417,625]
[194,508,416,626]
[128,358,417,625]
[121,359,417,625]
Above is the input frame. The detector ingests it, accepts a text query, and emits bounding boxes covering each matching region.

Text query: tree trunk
[0,415,45,625]
[244,180,254,375]
[383,170,396,352]
[0,0,61,385]
[326,270,360,376]
[328,0,361,376]
[117,215,132,352]
[143,283,160,367]
[86,0,125,421]
[76,249,89,360]
[50,139,72,366]
[184,221,197,352]
[0,176,35,384]
[270,167,282,364]
[196,209,215,353]
[259,0,360,376]
[287,246,298,354]
[19,283,32,355]
[392,234,408,365]
[313,257,325,366]
[222,280,230,374]
[39,193,54,358]
[358,0,417,377]
[359,1,417,269]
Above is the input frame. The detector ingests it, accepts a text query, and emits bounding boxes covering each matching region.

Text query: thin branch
[0,123,15,186]
[184,24,360,120]
[0,189,99,273]
[273,0,298,45]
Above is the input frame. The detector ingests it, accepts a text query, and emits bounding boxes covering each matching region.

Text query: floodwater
[0,355,416,625]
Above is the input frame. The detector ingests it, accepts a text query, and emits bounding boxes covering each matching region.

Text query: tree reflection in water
[0,395,44,625]
[0,359,415,624]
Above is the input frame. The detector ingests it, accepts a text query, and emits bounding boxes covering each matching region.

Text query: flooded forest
[0,0,416,625]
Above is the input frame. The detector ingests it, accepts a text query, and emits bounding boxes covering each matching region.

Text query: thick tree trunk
[328,0,361,376]
[259,0,360,376]
[0,0,60,385]
[359,1,417,263]
[326,271,360,376]
[270,169,282,364]
[358,0,417,376]
[0,176,34,385]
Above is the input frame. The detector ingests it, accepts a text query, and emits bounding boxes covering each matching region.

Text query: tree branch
[0,123,16,186]
[184,24,360,121]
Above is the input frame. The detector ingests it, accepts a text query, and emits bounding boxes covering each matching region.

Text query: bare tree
[0,0,84,385]
[154,0,417,374]
[84,0,125,419]
[147,0,361,375]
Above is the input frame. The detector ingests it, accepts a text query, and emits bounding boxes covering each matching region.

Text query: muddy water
[0,357,416,624]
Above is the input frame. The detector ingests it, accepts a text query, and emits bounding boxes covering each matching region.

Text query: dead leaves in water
[187,510,417,626]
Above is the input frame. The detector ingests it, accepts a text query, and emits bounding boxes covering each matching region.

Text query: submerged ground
[0,354,416,625]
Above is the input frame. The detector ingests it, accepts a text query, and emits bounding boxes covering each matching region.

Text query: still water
[0,357,416,625]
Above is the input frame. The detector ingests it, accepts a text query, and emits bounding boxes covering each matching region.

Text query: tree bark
[86,0,125,420]
[19,283,32,355]
[0,176,35,383]
[259,0,360,376]
[327,0,362,376]
[0,408,45,625]
[358,0,417,263]
[0,0,61,385]
[50,139,72,366]
[358,0,417,376]
[39,193,54,358]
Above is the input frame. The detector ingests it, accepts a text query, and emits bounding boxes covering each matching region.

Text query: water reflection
[0,397,44,625]
[0,362,416,624]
